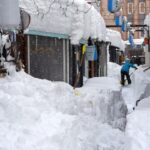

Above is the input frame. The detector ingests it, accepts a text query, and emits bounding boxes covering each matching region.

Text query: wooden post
[91,61,95,77]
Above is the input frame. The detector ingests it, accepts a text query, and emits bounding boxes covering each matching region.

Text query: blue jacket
[121,60,137,73]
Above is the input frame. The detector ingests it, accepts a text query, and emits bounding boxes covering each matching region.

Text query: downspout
[27,35,30,74]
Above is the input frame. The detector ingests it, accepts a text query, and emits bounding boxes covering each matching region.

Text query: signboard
[129,33,134,48]
[108,0,121,13]
[121,16,127,32]
[86,45,97,61]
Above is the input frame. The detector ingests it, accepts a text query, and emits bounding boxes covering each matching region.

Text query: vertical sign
[129,33,134,48]
[115,16,123,26]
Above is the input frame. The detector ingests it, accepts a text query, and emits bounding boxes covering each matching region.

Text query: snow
[0,1,150,149]
[19,0,106,44]
[122,66,150,150]
[0,62,150,149]
[0,63,127,150]
[106,29,125,50]
[107,62,121,80]
[108,62,150,150]
[125,96,150,150]
[76,77,127,130]
[144,13,150,28]
[125,38,144,45]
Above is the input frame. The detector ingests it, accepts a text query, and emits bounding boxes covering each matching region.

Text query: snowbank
[125,96,150,150]
[133,67,150,104]
[0,69,126,150]
[106,29,125,50]
[121,66,150,111]
[115,64,150,150]
[19,0,106,44]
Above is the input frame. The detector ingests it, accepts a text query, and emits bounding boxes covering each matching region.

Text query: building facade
[100,0,150,40]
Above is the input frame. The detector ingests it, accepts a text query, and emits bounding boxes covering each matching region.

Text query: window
[128,3,133,14]
[139,2,145,14]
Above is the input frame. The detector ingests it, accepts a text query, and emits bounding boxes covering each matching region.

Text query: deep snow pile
[19,0,106,44]
[122,67,150,111]
[125,96,150,150]
[0,65,127,150]
[121,66,150,150]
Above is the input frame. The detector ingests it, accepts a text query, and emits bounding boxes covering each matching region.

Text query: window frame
[128,2,133,15]
[139,2,145,14]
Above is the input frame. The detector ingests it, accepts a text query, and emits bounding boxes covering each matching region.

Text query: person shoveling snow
[120,58,137,86]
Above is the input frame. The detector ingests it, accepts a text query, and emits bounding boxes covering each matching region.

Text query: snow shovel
[143,66,150,72]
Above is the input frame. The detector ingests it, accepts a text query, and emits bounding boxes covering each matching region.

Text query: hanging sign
[108,0,121,13]
[129,33,134,48]
[122,22,127,32]
[121,16,128,32]
[86,45,97,61]
[115,16,123,26]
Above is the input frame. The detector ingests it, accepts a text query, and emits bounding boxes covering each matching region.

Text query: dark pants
[121,71,131,86]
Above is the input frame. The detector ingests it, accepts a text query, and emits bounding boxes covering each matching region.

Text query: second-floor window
[128,3,133,14]
[139,2,145,14]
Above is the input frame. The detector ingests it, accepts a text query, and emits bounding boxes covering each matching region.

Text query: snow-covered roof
[144,13,150,27]
[19,0,106,44]
[125,38,144,45]
[106,29,125,50]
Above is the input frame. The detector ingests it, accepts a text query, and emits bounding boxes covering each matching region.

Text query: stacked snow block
[107,90,128,131]
[92,89,127,131]
[76,78,128,131]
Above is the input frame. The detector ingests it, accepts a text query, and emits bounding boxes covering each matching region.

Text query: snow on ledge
[19,0,106,44]
[106,29,125,50]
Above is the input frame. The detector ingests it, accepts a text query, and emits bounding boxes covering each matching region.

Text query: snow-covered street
[0,62,150,150]
[0,64,127,150]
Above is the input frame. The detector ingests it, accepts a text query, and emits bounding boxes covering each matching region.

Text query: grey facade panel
[128,14,133,22]
[139,14,145,24]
